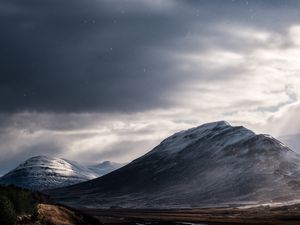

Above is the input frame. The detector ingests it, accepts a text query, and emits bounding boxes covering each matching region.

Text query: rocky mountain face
[0,156,123,190]
[48,121,300,208]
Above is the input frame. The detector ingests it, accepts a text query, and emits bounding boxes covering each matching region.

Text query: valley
[81,204,300,225]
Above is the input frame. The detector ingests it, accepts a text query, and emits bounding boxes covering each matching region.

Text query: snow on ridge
[150,121,255,155]
[0,155,124,190]
[13,156,95,178]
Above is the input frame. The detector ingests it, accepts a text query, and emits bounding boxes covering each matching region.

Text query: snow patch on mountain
[144,121,255,157]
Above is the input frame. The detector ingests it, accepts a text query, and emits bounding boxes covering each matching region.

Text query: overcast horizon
[1,0,300,175]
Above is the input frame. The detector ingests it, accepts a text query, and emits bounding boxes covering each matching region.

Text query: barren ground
[81,203,300,225]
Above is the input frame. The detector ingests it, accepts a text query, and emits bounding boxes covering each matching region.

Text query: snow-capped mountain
[48,121,300,208]
[88,161,125,176]
[0,156,123,190]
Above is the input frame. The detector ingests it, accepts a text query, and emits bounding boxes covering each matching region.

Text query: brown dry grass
[16,204,100,225]
[37,204,82,225]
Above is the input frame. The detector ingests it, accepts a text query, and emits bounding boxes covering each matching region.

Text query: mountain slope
[279,133,300,154]
[0,156,123,191]
[48,121,300,208]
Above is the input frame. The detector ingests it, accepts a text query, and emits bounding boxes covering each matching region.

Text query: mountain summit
[0,156,123,190]
[48,121,300,208]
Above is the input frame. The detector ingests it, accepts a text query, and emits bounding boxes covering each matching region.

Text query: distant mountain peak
[88,161,125,175]
[0,156,124,191]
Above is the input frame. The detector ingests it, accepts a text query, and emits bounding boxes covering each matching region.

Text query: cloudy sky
[1,0,300,174]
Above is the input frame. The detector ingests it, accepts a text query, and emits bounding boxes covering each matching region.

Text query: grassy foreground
[0,186,98,225]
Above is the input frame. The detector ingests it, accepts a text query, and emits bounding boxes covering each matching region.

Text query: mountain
[0,156,123,191]
[48,121,300,208]
[88,161,125,176]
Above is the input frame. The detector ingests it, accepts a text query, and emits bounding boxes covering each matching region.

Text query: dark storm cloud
[1,0,300,113]
[0,0,183,113]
